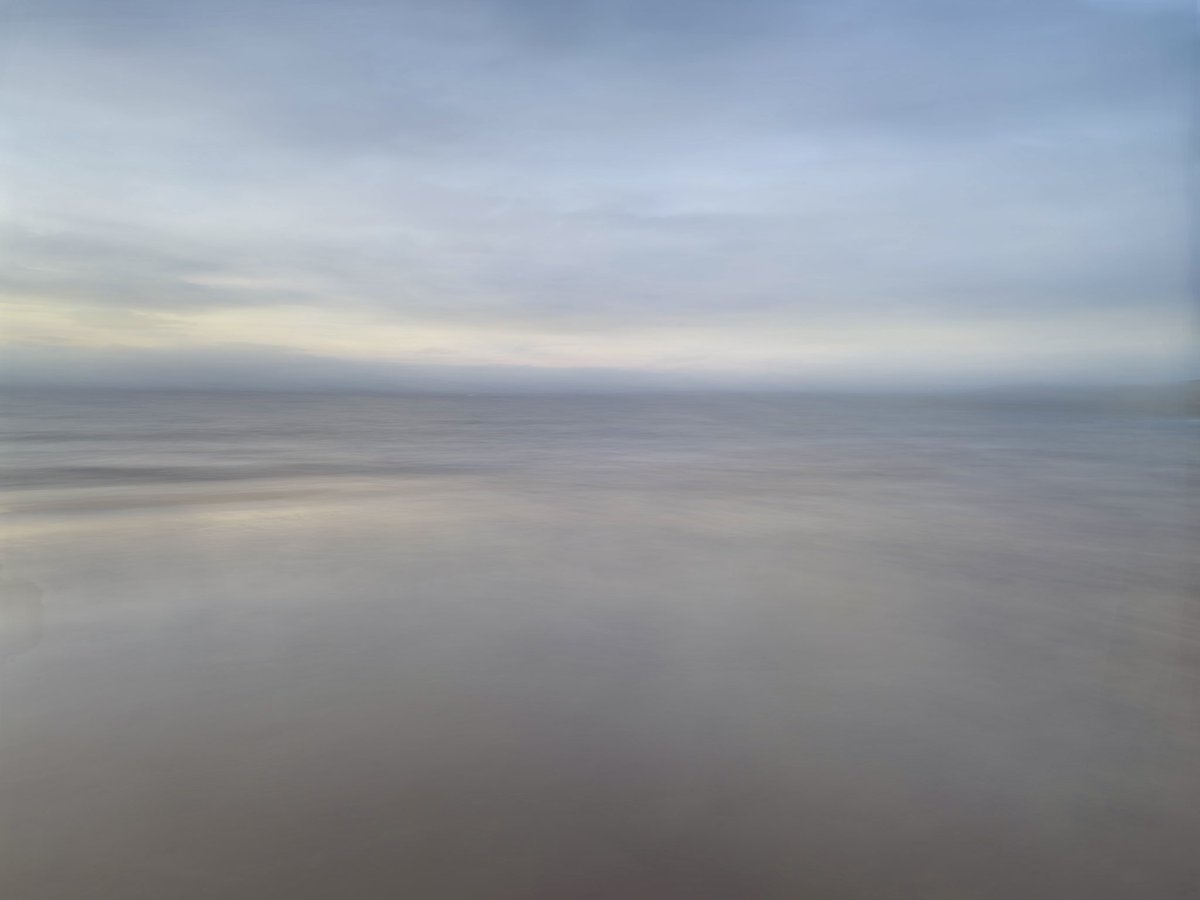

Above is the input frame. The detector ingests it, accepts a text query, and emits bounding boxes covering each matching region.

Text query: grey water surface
[1,389,1196,899]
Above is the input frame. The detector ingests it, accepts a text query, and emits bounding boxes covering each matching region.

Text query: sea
[1,388,1197,899]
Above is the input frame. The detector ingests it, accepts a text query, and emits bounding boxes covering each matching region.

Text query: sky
[1,0,1193,391]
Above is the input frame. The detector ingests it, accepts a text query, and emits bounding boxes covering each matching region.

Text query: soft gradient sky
[1,0,1192,390]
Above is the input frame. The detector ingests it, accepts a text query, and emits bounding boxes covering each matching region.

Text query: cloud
[1,0,1191,387]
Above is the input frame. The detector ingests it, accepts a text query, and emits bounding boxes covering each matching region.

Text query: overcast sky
[1,0,1192,390]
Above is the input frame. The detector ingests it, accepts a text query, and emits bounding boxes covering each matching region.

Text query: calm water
[1,389,1197,898]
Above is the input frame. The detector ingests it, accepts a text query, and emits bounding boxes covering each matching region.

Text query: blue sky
[1,0,1192,389]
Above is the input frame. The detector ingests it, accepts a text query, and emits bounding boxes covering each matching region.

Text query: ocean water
[1,389,1196,899]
